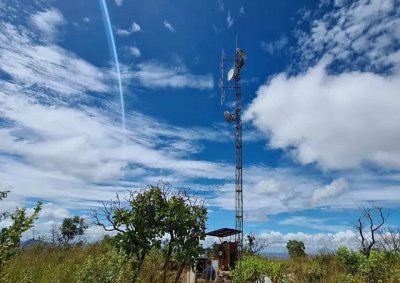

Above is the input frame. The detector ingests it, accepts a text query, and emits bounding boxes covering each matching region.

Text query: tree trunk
[175,263,185,283]
[163,233,174,283]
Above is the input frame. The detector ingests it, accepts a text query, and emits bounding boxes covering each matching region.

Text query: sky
[0,0,399,253]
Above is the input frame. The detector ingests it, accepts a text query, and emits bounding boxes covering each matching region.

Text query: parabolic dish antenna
[227,68,235,81]
[224,111,233,123]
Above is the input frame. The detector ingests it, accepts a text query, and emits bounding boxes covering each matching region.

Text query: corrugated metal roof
[205,227,241,238]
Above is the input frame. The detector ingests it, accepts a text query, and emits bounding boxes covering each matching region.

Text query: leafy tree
[160,186,207,283]
[60,216,88,244]
[0,190,42,273]
[286,240,306,258]
[93,183,207,283]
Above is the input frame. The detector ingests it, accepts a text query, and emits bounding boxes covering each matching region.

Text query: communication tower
[220,46,246,257]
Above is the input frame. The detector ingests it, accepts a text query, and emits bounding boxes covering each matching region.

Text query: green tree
[93,184,207,283]
[60,216,88,245]
[160,187,207,283]
[0,190,42,273]
[287,240,306,258]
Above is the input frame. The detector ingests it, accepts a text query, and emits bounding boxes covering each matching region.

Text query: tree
[377,227,400,253]
[93,183,207,283]
[354,205,387,258]
[286,240,306,258]
[159,186,207,283]
[0,190,42,273]
[60,216,88,245]
[244,233,269,255]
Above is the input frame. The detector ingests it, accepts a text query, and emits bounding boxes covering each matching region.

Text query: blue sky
[1,0,400,252]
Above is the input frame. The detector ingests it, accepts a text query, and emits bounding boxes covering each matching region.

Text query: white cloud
[0,22,108,96]
[0,8,228,216]
[116,21,141,36]
[261,35,288,55]
[38,203,70,220]
[30,8,65,40]
[279,216,347,232]
[226,11,234,27]
[115,0,123,6]
[130,22,141,32]
[260,230,358,253]
[124,61,214,90]
[246,0,400,171]
[312,178,348,205]
[129,46,141,57]
[244,60,400,170]
[163,20,175,33]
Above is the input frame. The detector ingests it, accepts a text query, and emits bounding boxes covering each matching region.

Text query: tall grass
[2,243,400,283]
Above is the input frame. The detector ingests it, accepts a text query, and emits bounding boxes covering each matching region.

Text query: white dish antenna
[224,111,233,123]
[227,68,235,81]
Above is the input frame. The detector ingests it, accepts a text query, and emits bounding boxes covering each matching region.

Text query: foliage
[1,242,112,282]
[336,246,400,282]
[137,248,175,283]
[75,247,132,283]
[286,240,306,259]
[60,216,88,244]
[1,243,400,283]
[231,255,288,283]
[0,190,42,273]
[93,184,207,282]
[161,185,207,282]
[336,246,365,275]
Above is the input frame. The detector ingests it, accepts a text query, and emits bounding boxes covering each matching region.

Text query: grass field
[1,242,400,283]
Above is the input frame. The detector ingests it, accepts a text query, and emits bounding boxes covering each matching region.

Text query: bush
[336,246,365,275]
[336,247,400,282]
[74,248,132,283]
[232,255,288,283]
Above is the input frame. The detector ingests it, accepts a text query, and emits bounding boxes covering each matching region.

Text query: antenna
[219,43,246,259]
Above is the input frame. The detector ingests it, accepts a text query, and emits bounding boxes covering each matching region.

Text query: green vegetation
[93,184,207,282]
[0,190,42,274]
[1,186,400,283]
[232,248,400,283]
[286,240,306,259]
[60,216,88,245]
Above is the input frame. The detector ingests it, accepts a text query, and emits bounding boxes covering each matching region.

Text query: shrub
[336,246,365,275]
[232,255,288,283]
[75,248,132,283]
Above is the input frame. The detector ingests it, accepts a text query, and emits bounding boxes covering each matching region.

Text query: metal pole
[234,50,243,258]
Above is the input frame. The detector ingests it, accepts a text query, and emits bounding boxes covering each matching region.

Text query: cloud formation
[116,21,141,36]
[30,8,65,40]
[124,61,214,90]
[260,230,358,253]
[245,0,400,171]
[163,20,175,33]
[261,35,288,55]
[129,46,141,57]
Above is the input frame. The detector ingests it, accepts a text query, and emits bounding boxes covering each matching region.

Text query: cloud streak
[124,61,214,90]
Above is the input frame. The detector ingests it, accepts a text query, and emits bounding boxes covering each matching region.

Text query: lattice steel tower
[220,46,246,257]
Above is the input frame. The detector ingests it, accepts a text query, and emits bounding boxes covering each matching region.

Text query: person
[203,259,216,282]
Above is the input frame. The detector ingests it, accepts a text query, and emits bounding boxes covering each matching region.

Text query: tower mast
[220,47,246,258]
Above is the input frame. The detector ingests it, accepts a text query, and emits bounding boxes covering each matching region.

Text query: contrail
[99,0,126,145]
